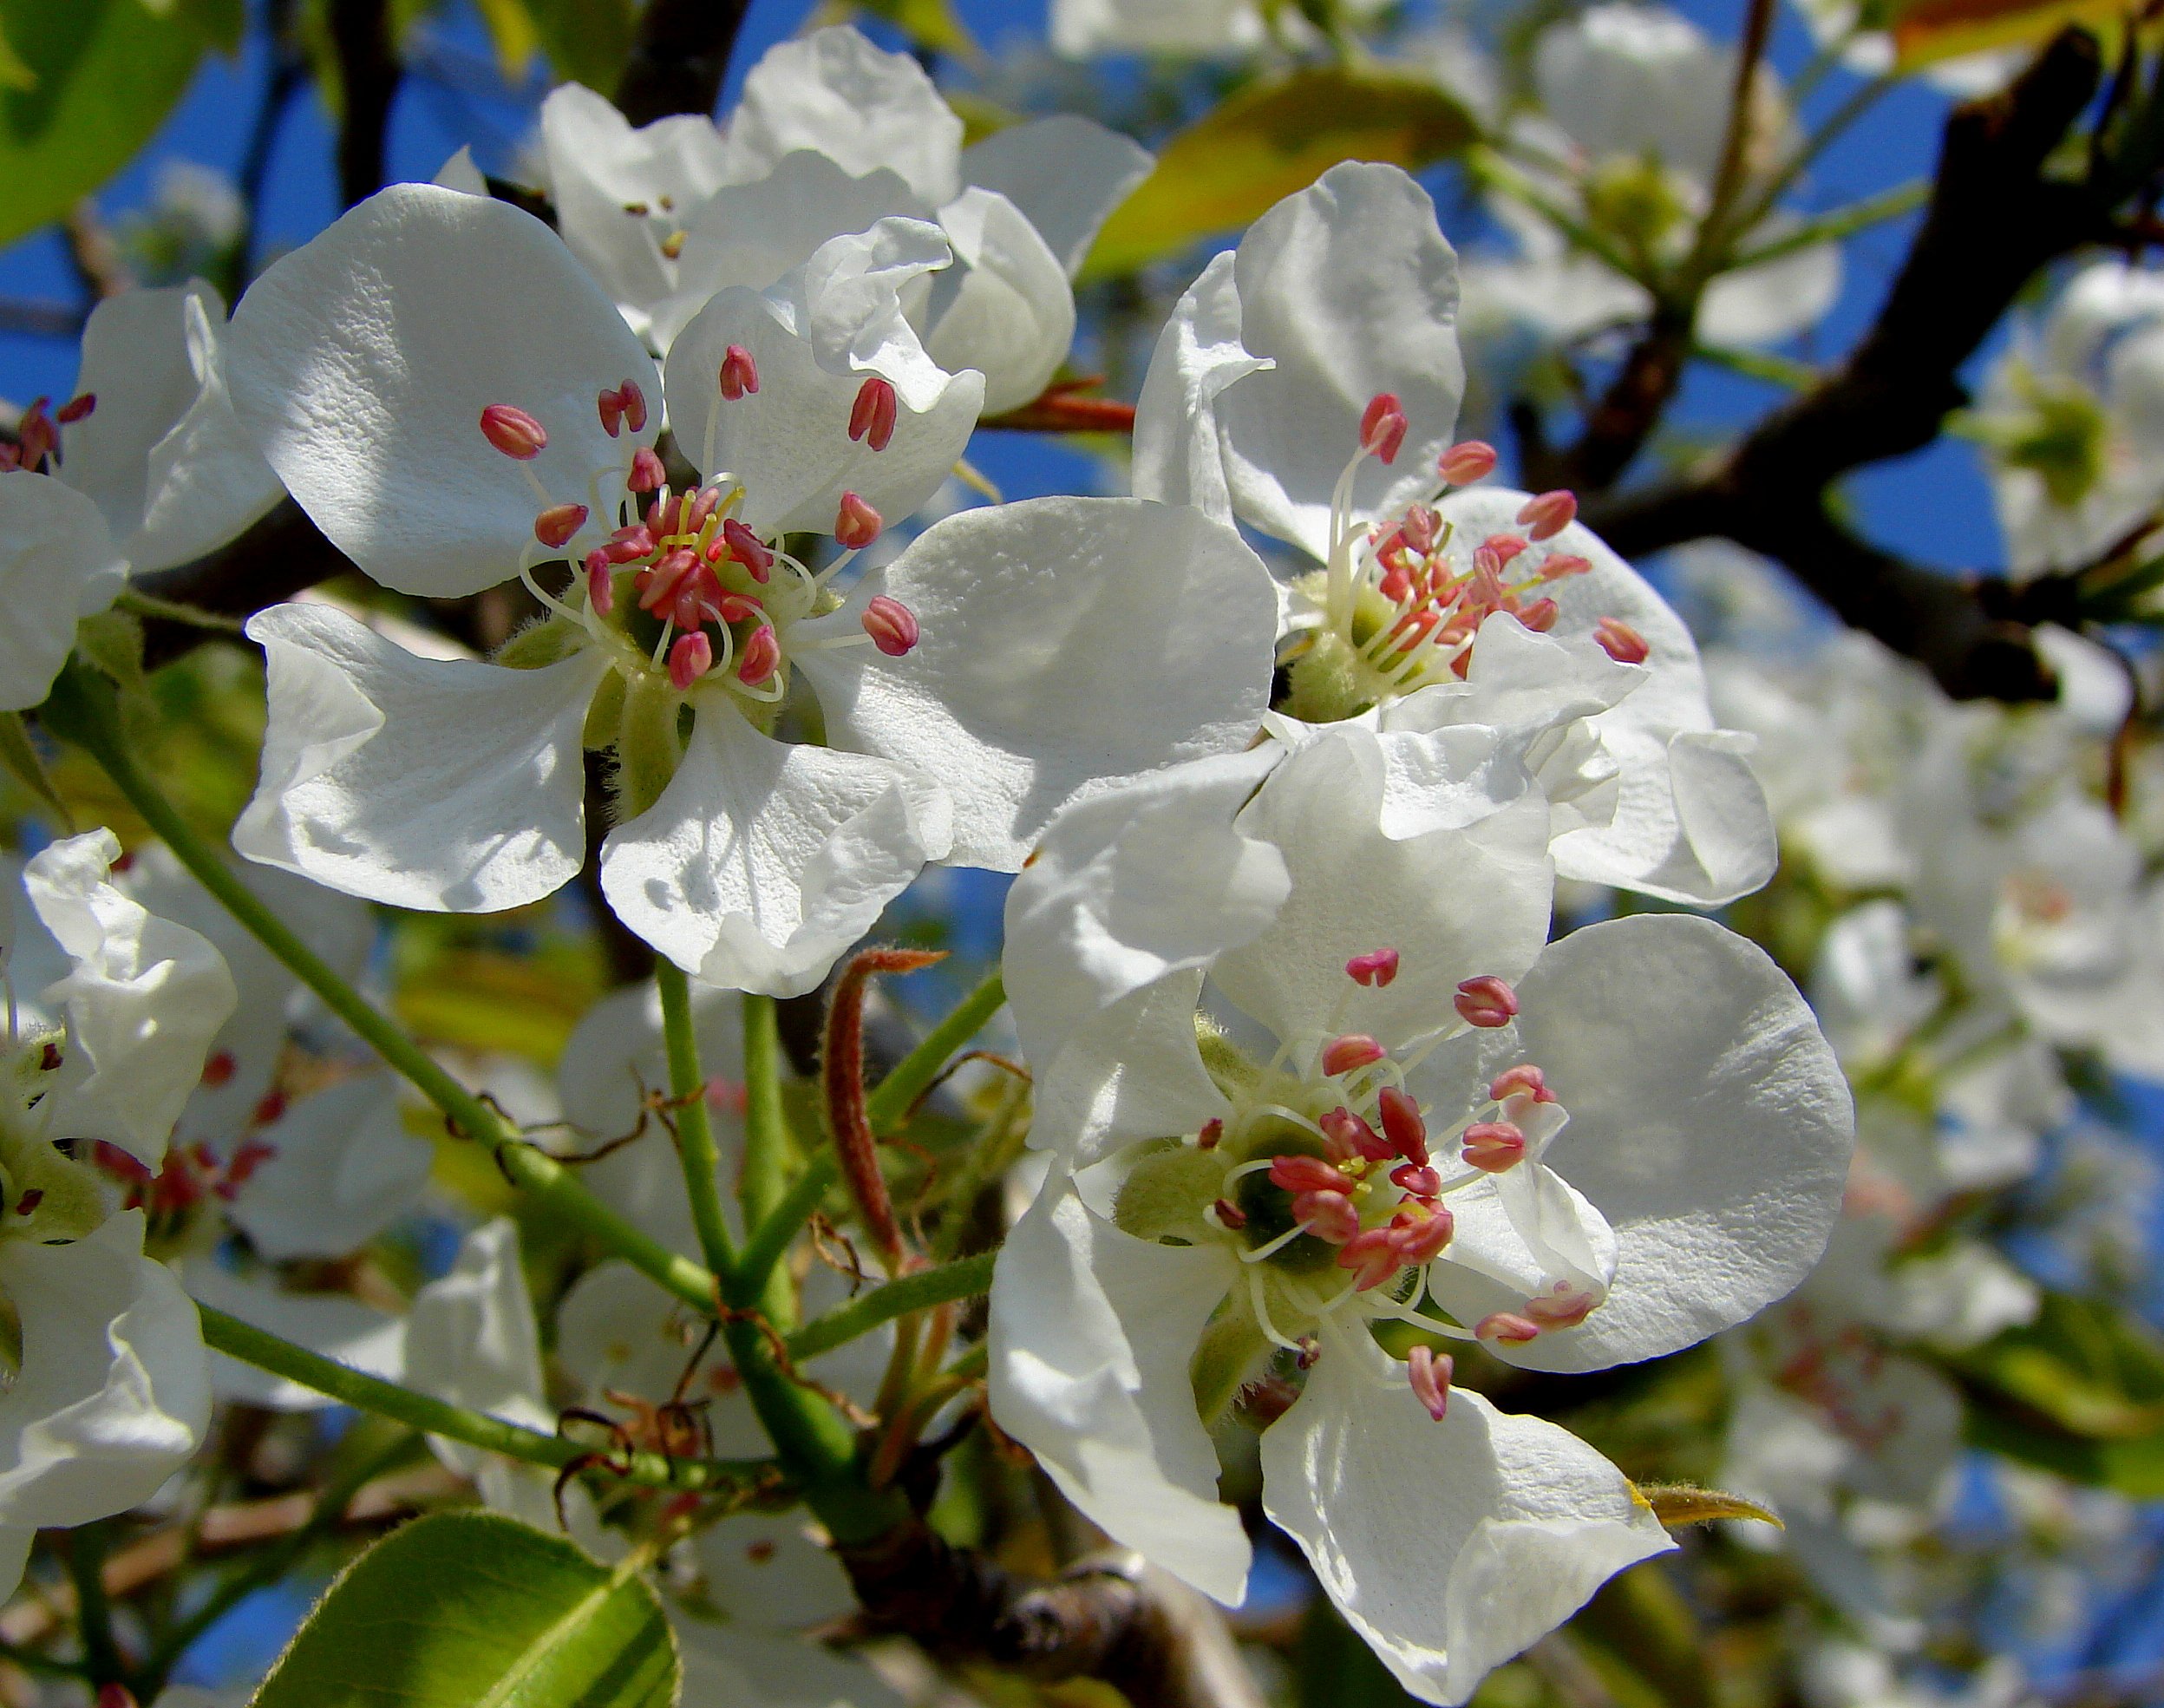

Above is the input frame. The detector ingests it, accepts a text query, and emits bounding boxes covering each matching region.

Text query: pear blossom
[0,281,284,711]
[1967,257,2164,575]
[1134,160,1776,904]
[542,25,1153,411]
[1459,4,1841,351]
[989,726,1853,1702]
[225,182,1278,996]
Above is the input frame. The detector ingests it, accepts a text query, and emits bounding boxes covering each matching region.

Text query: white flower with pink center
[987,726,1853,1704]
[222,184,1278,996]
[1133,160,1778,906]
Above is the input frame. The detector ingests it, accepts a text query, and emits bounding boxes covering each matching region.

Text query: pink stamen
[1515,597,1559,633]
[722,519,773,581]
[718,344,760,400]
[1359,392,1409,463]
[14,398,55,468]
[1488,1063,1553,1103]
[1475,1312,1542,1345]
[1407,1345,1453,1421]
[668,631,712,690]
[849,376,899,451]
[834,491,882,550]
[1437,440,1497,485]
[1345,948,1400,987]
[585,553,616,616]
[1454,976,1519,1030]
[1517,489,1579,540]
[1481,533,1529,567]
[1293,1188,1361,1244]
[617,380,648,433]
[627,448,665,493]
[481,403,547,459]
[1525,1285,1597,1329]
[55,392,95,425]
[1198,1118,1223,1148]
[862,595,919,657]
[1540,553,1592,580]
[605,525,656,563]
[1212,1196,1246,1229]
[1389,1162,1442,1198]
[1319,1106,1394,1162]
[1392,1201,1455,1262]
[1402,505,1439,553]
[1595,617,1650,664]
[1270,1155,1347,1196]
[1461,1121,1526,1173]
[1336,1227,1402,1290]
[1320,1034,1386,1076]
[1377,1086,1429,1166]
[736,625,781,686]
[685,486,720,533]
[533,502,588,549]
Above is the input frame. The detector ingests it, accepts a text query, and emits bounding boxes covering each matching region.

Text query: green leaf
[1081,68,1476,280]
[0,711,72,827]
[1954,1291,2164,1439]
[851,0,979,58]
[0,0,213,250]
[250,1511,678,1708]
[530,0,635,92]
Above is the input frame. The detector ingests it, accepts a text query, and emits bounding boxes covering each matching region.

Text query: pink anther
[1402,504,1440,553]
[1270,1155,1347,1196]
[1345,948,1400,987]
[1360,392,1408,463]
[13,398,54,468]
[481,403,548,459]
[849,376,899,451]
[1212,1196,1246,1230]
[667,631,712,690]
[685,486,721,533]
[585,553,616,617]
[736,625,781,687]
[1198,1118,1223,1148]
[834,491,882,550]
[1407,1344,1454,1420]
[605,525,655,563]
[627,447,666,493]
[718,344,760,400]
[1389,1162,1442,1198]
[1437,440,1497,485]
[1319,1107,1393,1162]
[1488,1063,1553,1103]
[716,592,765,625]
[1525,1285,1597,1329]
[533,502,588,548]
[1454,976,1519,1029]
[862,595,920,657]
[1595,617,1650,664]
[1377,1086,1429,1166]
[1320,1034,1386,1076]
[722,518,773,581]
[1481,533,1529,567]
[1515,597,1559,633]
[55,392,95,424]
[1336,1227,1402,1290]
[1293,1188,1361,1244]
[1461,1121,1527,1173]
[1475,1312,1542,1345]
[1517,489,1579,540]
[1540,553,1592,580]
[1392,1201,1455,1263]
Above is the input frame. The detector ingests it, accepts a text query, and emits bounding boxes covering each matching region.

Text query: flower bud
[481,403,548,459]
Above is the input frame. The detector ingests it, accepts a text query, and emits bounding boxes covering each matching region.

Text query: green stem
[67,1521,121,1687]
[1726,181,1927,272]
[657,961,739,1282]
[1467,145,1647,285]
[931,1074,1031,1264]
[139,1431,418,1695]
[863,968,1007,1135]
[1690,342,1822,390]
[43,668,719,1317]
[739,994,794,1240]
[735,1151,840,1300]
[1736,71,1899,237]
[787,1252,997,1362]
[195,1303,774,1495]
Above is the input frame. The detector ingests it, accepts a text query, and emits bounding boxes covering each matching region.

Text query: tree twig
[613,0,754,126]
[329,0,400,208]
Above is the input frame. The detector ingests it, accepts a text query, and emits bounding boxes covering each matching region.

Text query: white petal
[1699,233,1842,348]
[1003,747,1288,1074]
[236,602,604,913]
[64,282,283,573]
[0,1212,209,1531]
[0,471,127,711]
[405,1218,549,1476]
[432,145,488,195]
[1050,0,1268,56]
[1032,969,1235,1164]
[1259,1328,1671,1706]
[961,116,1154,278]
[677,1619,904,1708]
[599,705,951,998]
[727,26,962,206]
[184,1260,406,1411]
[1433,914,1852,1372]
[226,184,661,598]
[1213,726,1553,1052]
[695,1512,858,1629]
[1212,162,1466,559]
[665,253,983,538]
[924,188,1075,415]
[802,496,1278,871]
[1131,252,1272,529]
[228,1076,432,1261]
[987,1181,1252,1603]
[26,828,238,1166]
[555,1259,708,1404]
[540,82,737,324]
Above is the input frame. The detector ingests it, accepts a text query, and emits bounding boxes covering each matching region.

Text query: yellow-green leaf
[1891,0,2138,69]
[1636,1483,1782,1528]
[1081,68,1475,281]
[530,0,634,92]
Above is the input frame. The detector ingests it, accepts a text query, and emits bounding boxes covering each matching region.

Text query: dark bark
[329,0,400,209]
[613,0,755,127]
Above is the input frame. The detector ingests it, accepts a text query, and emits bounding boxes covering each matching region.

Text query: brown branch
[136,498,359,671]
[613,0,754,127]
[329,0,400,208]
[840,1525,1266,1708]
[1579,29,2136,700]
